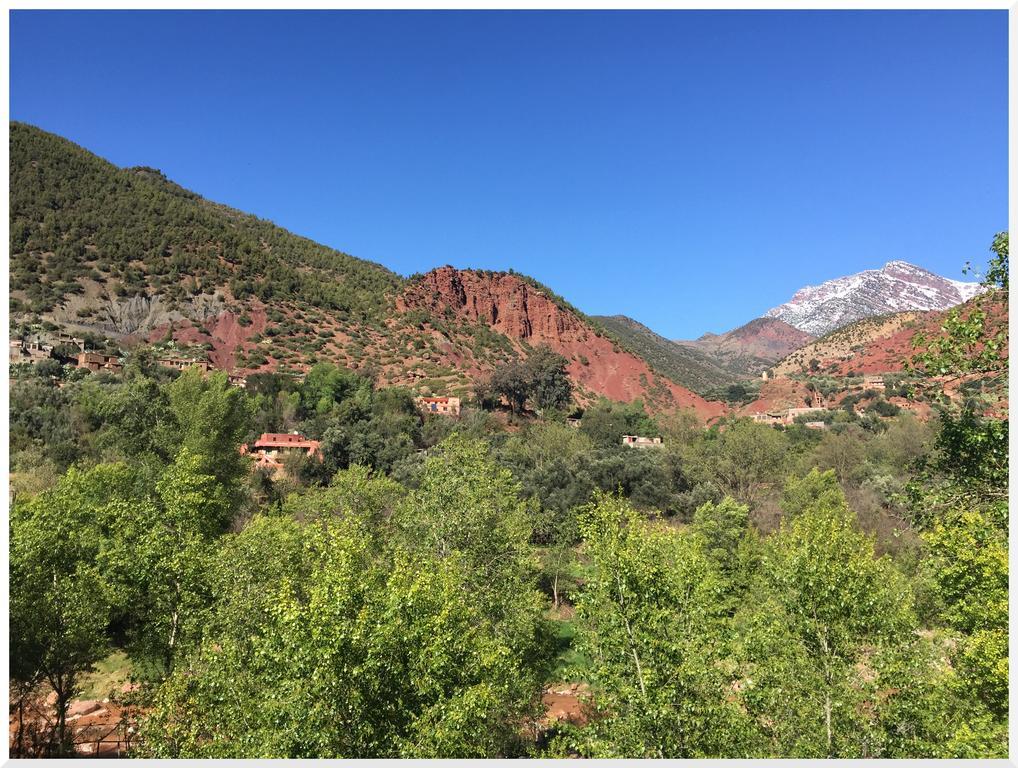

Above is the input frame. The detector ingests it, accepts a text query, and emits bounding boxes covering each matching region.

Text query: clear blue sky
[10,10,1008,339]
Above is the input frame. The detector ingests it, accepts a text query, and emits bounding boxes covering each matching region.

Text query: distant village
[11,329,916,470]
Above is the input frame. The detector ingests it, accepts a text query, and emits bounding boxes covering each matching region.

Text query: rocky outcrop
[399,267,727,420]
[398,267,585,342]
[49,288,226,337]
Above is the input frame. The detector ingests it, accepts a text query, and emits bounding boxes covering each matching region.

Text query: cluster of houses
[10,336,254,386]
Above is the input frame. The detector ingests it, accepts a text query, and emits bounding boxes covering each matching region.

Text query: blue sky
[10,10,1008,339]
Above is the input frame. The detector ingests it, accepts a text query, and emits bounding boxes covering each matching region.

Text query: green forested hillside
[10,122,403,320]
[593,314,745,395]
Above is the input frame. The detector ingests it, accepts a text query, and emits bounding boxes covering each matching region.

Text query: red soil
[540,682,590,727]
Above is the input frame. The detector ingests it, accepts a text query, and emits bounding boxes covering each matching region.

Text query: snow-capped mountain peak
[765,261,984,337]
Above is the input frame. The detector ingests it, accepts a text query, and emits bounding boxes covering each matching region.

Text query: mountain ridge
[9,122,725,418]
[765,260,983,336]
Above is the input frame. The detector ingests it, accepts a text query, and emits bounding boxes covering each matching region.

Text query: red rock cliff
[398,267,726,420]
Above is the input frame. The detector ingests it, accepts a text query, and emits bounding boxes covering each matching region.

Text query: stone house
[76,351,123,374]
[157,357,212,373]
[415,396,461,417]
[241,432,322,474]
[621,435,663,448]
[863,375,886,391]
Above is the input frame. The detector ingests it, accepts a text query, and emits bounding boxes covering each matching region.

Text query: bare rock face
[398,266,585,343]
[50,289,226,337]
[399,267,727,420]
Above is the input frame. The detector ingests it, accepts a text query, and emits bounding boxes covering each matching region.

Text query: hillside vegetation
[593,315,744,395]
[775,312,923,376]
[7,122,1009,758]
[10,122,402,320]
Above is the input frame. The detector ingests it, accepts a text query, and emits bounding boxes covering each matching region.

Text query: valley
[8,121,1009,759]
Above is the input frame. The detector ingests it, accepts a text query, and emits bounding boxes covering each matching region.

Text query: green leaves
[573,492,754,757]
[733,471,916,757]
[923,509,1007,715]
[910,232,1008,383]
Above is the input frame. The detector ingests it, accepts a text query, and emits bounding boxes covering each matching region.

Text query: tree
[394,435,542,628]
[487,347,573,416]
[579,398,658,448]
[911,232,1008,382]
[142,466,544,757]
[9,465,135,754]
[682,420,788,506]
[107,449,229,680]
[572,492,757,757]
[524,345,572,412]
[923,510,1007,716]
[733,471,916,757]
[489,357,531,415]
[166,368,253,499]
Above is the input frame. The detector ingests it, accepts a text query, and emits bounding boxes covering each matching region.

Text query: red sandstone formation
[398,267,727,420]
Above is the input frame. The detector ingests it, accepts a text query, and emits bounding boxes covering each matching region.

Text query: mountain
[774,290,1008,378]
[674,317,814,377]
[765,261,983,336]
[9,122,725,419]
[591,315,743,396]
[9,122,402,323]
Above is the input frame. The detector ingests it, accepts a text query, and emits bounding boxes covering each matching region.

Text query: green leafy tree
[578,398,658,448]
[142,460,544,757]
[107,449,229,680]
[166,368,253,498]
[489,357,531,415]
[733,471,916,757]
[9,465,136,753]
[488,347,573,415]
[923,510,1007,716]
[683,419,788,506]
[911,232,1008,381]
[524,345,573,412]
[572,492,757,757]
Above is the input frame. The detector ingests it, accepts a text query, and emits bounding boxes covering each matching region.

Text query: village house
[752,407,828,427]
[76,351,123,374]
[863,374,886,391]
[804,420,828,430]
[241,432,322,474]
[415,396,461,417]
[621,435,663,448]
[9,339,53,365]
[565,417,581,429]
[157,357,212,373]
[785,406,826,421]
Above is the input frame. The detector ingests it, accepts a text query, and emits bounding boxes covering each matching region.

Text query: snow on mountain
[765,261,984,337]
